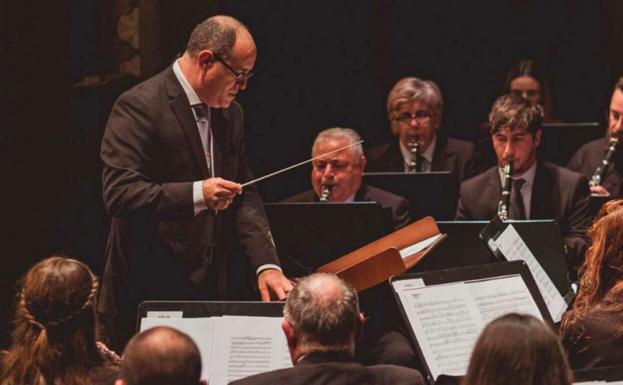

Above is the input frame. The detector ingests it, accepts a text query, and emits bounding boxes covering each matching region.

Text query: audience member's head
[386,77,444,153]
[607,77,623,137]
[562,199,623,329]
[504,59,557,122]
[282,273,363,363]
[116,326,205,385]
[0,256,102,385]
[463,313,571,385]
[311,128,366,202]
[489,93,544,175]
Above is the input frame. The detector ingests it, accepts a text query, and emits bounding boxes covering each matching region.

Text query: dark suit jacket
[366,136,476,185]
[98,66,279,344]
[561,289,623,369]
[283,184,410,230]
[229,351,425,385]
[456,161,591,269]
[567,137,623,198]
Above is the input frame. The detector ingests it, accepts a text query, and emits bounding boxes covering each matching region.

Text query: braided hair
[1,256,103,385]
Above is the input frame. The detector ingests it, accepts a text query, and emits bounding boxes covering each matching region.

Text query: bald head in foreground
[229,273,425,385]
[116,326,206,385]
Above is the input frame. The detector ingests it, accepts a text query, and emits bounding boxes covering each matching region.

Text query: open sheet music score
[493,224,568,322]
[392,274,543,381]
[140,315,291,385]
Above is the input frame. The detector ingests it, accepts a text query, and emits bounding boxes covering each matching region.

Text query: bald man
[230,273,424,385]
[117,326,205,385]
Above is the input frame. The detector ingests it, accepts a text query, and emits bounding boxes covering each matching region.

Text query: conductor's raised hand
[202,177,242,210]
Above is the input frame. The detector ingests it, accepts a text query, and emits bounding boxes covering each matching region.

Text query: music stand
[391,261,552,384]
[363,172,456,220]
[539,122,603,166]
[416,220,572,300]
[264,202,389,278]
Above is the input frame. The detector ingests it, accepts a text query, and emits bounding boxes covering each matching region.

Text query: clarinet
[589,135,620,188]
[407,137,420,173]
[319,185,332,202]
[497,161,514,221]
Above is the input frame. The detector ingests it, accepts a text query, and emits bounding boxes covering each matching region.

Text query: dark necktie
[192,104,213,176]
[508,178,526,220]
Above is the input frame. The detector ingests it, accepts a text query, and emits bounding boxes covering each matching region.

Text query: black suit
[229,351,425,385]
[283,184,410,230]
[366,136,476,185]
[98,66,279,348]
[456,162,591,270]
[567,137,623,197]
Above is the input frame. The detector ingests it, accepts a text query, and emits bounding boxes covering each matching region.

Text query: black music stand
[264,202,389,278]
[539,122,603,166]
[415,220,573,301]
[363,171,456,220]
[391,261,553,384]
[137,301,284,332]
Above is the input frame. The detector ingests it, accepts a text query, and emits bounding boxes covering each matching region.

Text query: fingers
[259,285,271,302]
[217,179,243,195]
[202,178,242,210]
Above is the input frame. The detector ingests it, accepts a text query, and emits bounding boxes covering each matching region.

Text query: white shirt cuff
[193,181,208,215]
[256,264,282,275]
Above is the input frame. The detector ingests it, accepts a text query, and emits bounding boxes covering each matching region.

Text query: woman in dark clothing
[0,256,120,385]
[561,199,623,369]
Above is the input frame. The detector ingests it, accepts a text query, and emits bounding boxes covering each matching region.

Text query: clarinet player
[568,78,623,197]
[456,93,591,273]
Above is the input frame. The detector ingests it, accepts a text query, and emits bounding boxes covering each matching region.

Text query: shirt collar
[172,59,202,106]
[399,134,437,165]
[498,160,537,187]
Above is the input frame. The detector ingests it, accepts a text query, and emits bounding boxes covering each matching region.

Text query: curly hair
[561,199,623,332]
[0,256,102,385]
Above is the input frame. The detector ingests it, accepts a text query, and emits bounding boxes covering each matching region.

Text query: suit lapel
[486,167,502,217]
[211,109,225,178]
[431,135,452,171]
[530,162,554,219]
[165,68,210,178]
[388,140,404,171]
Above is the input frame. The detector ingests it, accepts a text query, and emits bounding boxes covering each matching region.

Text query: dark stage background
[2,0,622,346]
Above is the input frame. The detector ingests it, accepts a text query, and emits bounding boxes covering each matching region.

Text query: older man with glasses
[366,77,475,186]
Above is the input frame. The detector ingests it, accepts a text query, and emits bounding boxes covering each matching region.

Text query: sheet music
[140,317,215,382]
[495,224,568,322]
[209,316,291,385]
[393,274,544,380]
[399,234,443,259]
[396,281,482,378]
[468,276,542,324]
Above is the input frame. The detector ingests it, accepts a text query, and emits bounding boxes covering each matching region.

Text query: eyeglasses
[213,54,253,82]
[393,110,433,125]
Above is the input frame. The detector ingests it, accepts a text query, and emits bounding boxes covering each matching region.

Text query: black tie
[509,178,526,220]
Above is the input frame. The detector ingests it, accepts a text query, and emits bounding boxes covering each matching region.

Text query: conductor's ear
[198,50,214,68]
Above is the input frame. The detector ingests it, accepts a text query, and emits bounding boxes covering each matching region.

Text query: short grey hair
[311,127,363,158]
[185,15,248,59]
[387,77,444,134]
[284,273,360,354]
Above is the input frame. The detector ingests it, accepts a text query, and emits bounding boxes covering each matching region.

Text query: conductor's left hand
[258,269,294,301]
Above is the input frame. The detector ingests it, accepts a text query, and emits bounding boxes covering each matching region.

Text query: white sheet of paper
[393,274,546,380]
[495,224,568,322]
[467,275,543,324]
[399,233,443,259]
[209,316,291,385]
[140,317,215,382]
[396,281,483,379]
